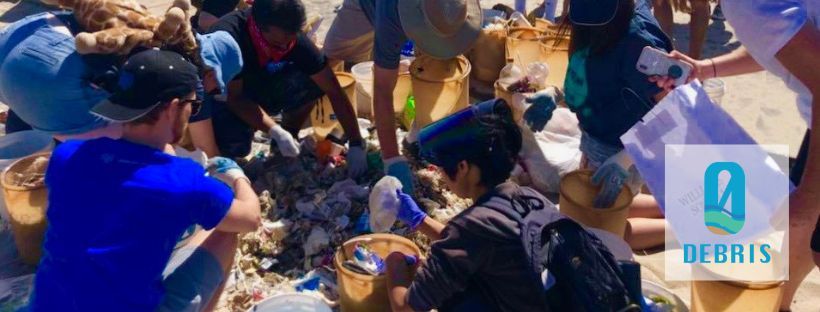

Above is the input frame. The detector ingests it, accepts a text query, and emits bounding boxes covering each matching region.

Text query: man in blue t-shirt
[27,49,261,312]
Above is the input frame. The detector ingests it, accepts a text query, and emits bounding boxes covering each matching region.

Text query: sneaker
[711,4,725,21]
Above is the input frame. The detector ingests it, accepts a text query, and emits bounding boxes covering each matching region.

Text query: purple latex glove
[396,190,427,230]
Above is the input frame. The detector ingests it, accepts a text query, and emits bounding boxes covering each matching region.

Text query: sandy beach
[0,0,816,310]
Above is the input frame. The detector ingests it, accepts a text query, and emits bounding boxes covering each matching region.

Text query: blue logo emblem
[704,162,746,235]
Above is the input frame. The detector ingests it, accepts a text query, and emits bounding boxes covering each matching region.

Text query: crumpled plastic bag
[509,98,582,194]
[303,227,330,257]
[368,176,403,233]
[262,219,293,242]
[0,274,35,310]
[327,179,369,200]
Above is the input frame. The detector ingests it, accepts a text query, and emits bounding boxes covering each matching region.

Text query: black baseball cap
[91,49,199,122]
[569,0,620,26]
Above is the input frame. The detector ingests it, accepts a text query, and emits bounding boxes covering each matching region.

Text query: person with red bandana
[207,0,367,177]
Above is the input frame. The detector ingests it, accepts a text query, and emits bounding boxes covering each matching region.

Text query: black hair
[565,0,636,55]
[438,101,523,188]
[251,0,306,34]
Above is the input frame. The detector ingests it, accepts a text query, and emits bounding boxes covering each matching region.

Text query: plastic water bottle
[403,95,415,129]
[401,40,415,58]
[510,11,532,27]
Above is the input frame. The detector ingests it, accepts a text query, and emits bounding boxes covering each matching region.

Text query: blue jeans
[158,247,225,312]
[0,12,110,135]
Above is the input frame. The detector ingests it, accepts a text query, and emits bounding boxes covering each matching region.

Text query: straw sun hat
[398,0,483,59]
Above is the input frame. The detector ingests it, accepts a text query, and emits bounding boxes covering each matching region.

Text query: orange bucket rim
[692,262,786,290]
[410,55,471,83]
[334,72,356,88]
[1,152,51,192]
[508,26,546,38]
[559,170,632,212]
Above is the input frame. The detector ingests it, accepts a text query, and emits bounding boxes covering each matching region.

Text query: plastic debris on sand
[216,128,472,311]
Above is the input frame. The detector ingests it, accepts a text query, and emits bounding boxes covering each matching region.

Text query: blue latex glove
[590,151,634,208]
[206,157,248,186]
[523,88,559,132]
[384,156,415,194]
[396,190,427,230]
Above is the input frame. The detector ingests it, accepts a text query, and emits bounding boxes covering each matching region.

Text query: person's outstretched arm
[310,66,363,143]
[225,79,277,132]
[651,48,765,90]
[776,23,820,309]
[217,177,261,233]
[207,157,261,233]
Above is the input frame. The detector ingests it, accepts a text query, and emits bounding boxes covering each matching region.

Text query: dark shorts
[212,69,323,158]
[790,130,810,186]
[158,247,225,312]
[790,131,819,253]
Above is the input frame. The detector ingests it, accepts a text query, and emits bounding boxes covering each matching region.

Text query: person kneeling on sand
[206,0,366,179]
[0,12,243,158]
[651,0,819,308]
[383,99,635,311]
[26,49,261,312]
[323,0,482,192]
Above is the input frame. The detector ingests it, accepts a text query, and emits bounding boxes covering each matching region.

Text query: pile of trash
[215,128,472,312]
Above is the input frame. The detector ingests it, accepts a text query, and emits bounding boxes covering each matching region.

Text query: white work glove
[347,141,368,177]
[269,124,300,157]
[173,146,208,168]
[206,157,249,187]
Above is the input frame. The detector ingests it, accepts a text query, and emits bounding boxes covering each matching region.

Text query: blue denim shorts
[0,12,110,135]
[158,247,224,312]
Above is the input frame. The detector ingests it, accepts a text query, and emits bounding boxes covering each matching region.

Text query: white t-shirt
[722,0,818,128]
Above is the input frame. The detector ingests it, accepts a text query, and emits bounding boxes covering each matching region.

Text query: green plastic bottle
[403,94,415,130]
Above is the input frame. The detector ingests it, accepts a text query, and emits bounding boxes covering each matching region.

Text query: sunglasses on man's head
[180,99,203,116]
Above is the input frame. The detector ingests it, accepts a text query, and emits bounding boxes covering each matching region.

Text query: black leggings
[791,131,820,253]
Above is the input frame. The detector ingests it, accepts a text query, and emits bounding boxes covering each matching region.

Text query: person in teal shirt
[563,0,672,249]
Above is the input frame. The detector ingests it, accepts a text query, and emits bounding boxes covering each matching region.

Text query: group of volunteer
[0,0,817,310]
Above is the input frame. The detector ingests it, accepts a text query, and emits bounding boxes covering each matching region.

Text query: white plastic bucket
[248,293,332,312]
[352,61,375,117]
[351,60,413,119]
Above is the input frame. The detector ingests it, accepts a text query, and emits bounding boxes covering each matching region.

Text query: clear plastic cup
[703,78,726,105]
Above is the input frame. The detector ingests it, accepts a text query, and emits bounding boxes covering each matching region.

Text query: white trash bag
[510,92,582,194]
[368,176,403,233]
